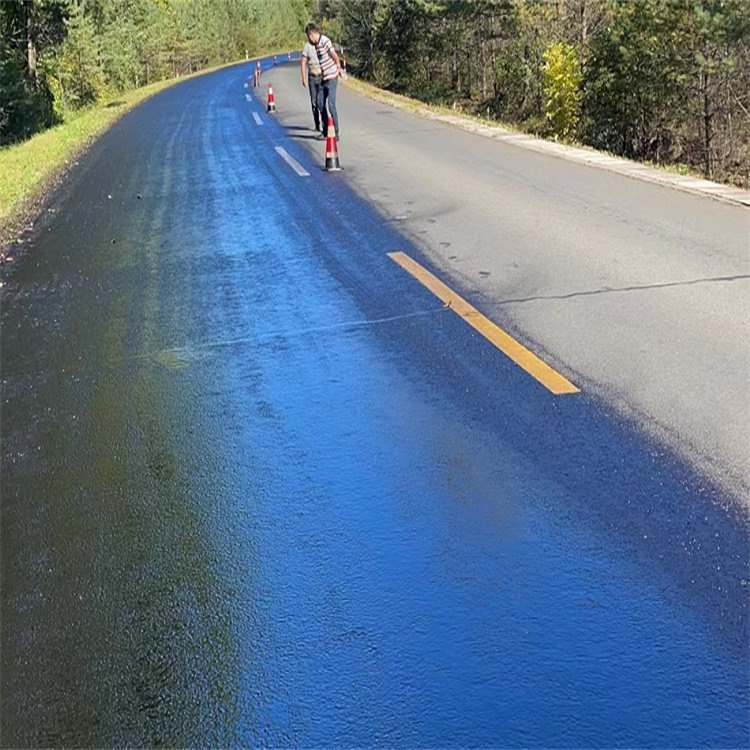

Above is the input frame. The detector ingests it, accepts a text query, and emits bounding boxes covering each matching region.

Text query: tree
[25,0,37,85]
[689,0,750,178]
[0,0,59,144]
[583,0,687,161]
[542,41,581,139]
[54,0,106,108]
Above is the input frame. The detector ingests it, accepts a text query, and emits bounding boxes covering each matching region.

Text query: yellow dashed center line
[388,251,580,395]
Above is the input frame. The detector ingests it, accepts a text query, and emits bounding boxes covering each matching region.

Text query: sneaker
[316,132,326,141]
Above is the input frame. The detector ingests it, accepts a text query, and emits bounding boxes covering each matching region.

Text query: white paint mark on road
[252,112,263,126]
[244,83,248,88]
[274,146,310,177]
[245,93,252,102]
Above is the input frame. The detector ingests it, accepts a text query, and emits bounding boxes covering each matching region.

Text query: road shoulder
[345,77,750,209]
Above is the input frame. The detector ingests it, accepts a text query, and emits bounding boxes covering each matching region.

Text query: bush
[0,52,56,146]
[542,42,582,141]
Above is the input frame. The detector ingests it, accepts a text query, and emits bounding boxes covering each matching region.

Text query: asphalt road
[1,58,748,747]
[271,63,750,503]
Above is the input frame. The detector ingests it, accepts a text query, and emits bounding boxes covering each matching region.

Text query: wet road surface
[1,59,748,747]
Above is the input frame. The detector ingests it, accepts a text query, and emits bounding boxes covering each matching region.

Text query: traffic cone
[324,116,341,172]
[267,84,276,113]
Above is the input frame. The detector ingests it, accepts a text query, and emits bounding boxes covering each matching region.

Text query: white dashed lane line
[274,146,310,177]
[252,112,263,126]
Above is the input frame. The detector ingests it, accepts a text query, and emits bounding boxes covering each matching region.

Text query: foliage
[542,41,581,139]
[0,39,56,141]
[0,0,59,142]
[0,0,308,146]
[54,0,106,109]
[321,0,749,186]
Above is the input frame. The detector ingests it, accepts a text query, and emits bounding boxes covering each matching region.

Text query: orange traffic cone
[267,84,276,113]
[324,116,341,172]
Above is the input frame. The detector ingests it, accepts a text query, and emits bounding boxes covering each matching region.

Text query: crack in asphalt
[490,273,750,306]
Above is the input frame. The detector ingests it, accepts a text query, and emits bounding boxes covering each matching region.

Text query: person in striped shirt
[305,23,343,141]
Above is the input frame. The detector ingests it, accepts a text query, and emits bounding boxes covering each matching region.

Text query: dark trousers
[308,74,323,131]
[321,77,339,136]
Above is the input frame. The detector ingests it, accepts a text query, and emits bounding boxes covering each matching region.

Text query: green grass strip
[1,78,183,232]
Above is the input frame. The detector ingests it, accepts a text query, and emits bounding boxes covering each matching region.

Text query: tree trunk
[25,0,37,87]
[702,69,713,178]
[579,0,588,121]
[452,45,459,92]
[579,0,588,75]
[489,14,498,101]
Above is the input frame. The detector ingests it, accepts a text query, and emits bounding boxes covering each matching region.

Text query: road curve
[1,58,748,748]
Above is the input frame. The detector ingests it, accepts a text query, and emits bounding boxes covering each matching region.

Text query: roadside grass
[0,79,174,229]
[345,76,522,134]
[0,49,292,247]
[0,75,211,242]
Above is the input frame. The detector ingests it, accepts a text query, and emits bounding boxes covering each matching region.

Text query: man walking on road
[305,23,343,141]
[301,37,324,134]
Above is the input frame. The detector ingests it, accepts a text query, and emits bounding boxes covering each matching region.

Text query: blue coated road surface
[1,58,748,748]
